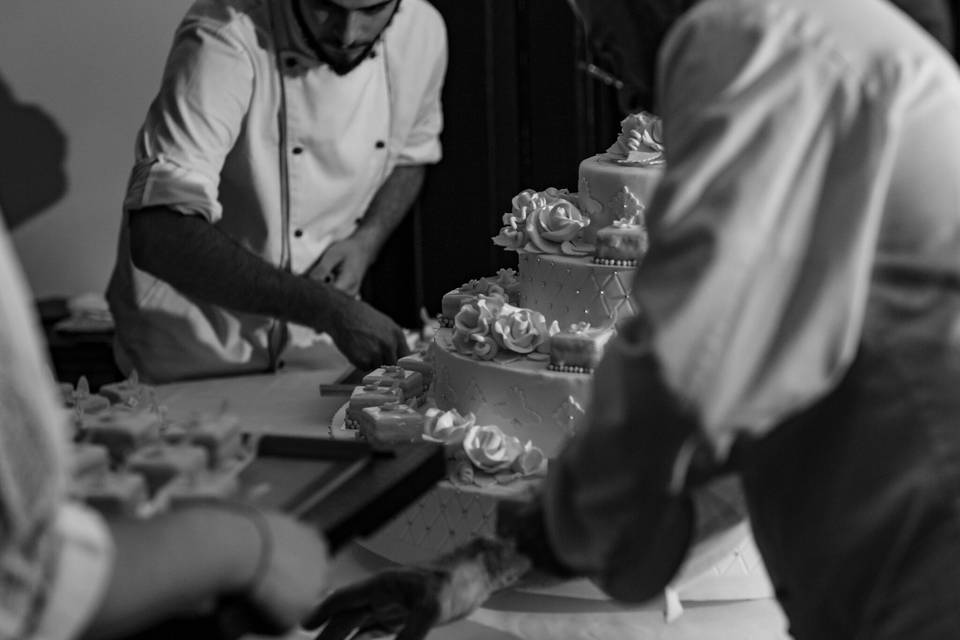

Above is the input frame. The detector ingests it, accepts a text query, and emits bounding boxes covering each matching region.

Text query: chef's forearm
[351,164,425,253]
[127,206,343,332]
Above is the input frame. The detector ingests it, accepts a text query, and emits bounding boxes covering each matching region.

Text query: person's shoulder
[181,0,271,40]
[391,0,446,39]
[663,0,833,70]
[384,0,447,65]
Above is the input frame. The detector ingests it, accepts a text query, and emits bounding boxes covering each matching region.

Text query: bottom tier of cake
[357,480,774,617]
[430,330,592,457]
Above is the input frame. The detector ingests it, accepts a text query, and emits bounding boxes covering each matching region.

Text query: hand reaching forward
[308,236,376,297]
[324,289,409,371]
[303,537,531,640]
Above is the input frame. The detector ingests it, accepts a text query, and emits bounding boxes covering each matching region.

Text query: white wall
[1,0,193,298]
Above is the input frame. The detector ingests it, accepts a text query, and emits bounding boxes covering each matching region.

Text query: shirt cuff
[124,154,222,223]
[395,137,442,166]
[32,503,114,640]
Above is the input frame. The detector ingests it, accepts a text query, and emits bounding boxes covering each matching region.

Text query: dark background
[364,0,960,329]
[363,0,622,327]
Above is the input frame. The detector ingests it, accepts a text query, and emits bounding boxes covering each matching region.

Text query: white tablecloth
[157,365,791,640]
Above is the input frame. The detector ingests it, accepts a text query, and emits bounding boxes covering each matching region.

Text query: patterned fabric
[544,0,960,625]
[0,217,112,640]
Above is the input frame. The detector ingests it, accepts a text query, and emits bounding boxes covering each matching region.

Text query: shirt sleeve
[28,505,114,640]
[124,15,254,223]
[394,14,446,166]
[542,3,895,596]
[639,4,893,456]
[0,220,113,640]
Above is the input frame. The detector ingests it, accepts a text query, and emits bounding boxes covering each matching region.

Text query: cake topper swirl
[606,111,665,167]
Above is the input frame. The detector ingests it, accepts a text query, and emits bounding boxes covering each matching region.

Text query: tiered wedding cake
[352,113,771,614]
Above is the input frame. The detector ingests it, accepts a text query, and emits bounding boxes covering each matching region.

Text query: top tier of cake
[487,112,664,331]
[578,154,662,244]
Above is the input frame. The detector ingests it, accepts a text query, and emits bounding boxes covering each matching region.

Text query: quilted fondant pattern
[429,336,592,456]
[360,483,501,564]
[518,253,638,331]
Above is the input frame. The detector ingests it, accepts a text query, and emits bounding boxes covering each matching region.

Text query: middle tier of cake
[430,328,592,457]
[516,252,640,331]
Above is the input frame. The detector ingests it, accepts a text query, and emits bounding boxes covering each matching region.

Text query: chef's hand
[308,235,376,298]
[303,538,530,640]
[324,289,409,371]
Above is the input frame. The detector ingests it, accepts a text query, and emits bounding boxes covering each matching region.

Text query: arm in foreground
[303,535,535,640]
[84,504,329,640]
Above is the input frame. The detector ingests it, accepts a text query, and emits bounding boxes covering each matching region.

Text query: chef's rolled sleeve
[124,16,254,222]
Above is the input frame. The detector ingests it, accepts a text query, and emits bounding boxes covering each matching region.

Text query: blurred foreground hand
[303,537,531,640]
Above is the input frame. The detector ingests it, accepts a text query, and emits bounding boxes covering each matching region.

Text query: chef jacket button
[294,229,303,238]
[292,146,303,155]
[375,140,385,149]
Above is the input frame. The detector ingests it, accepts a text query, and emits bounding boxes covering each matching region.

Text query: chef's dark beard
[292,0,401,75]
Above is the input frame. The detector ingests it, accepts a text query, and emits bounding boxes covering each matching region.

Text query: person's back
[646,0,960,636]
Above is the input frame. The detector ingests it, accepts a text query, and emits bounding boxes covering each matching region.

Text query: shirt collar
[270,0,388,71]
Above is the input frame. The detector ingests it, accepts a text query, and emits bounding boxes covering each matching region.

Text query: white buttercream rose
[492,308,549,354]
[463,424,524,473]
[511,189,545,219]
[423,408,475,448]
[494,188,592,254]
[452,295,507,360]
[492,213,527,250]
[453,295,501,336]
[524,192,591,254]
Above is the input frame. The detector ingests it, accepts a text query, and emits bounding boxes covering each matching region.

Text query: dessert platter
[327,113,773,616]
[62,372,256,517]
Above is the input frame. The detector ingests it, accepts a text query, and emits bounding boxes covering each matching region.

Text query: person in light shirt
[106,0,447,383]
[0,206,329,640]
[305,1,960,639]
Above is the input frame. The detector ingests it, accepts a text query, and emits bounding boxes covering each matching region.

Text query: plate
[329,401,361,441]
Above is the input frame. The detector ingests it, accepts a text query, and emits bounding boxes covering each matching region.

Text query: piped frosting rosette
[456,268,520,303]
[492,188,596,256]
[422,407,475,451]
[421,407,548,484]
[440,269,522,326]
[451,294,504,360]
[451,293,559,361]
[606,111,665,167]
[457,424,548,485]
